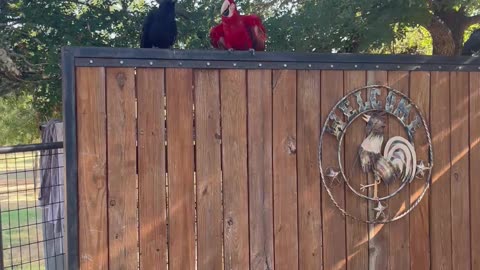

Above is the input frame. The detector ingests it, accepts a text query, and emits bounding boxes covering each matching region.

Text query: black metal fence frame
[61,46,480,270]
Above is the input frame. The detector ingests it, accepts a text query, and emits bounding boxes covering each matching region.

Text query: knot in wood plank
[285,136,297,155]
[116,72,126,89]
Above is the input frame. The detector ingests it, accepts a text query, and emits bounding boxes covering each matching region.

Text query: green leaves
[0,0,479,139]
[0,93,39,145]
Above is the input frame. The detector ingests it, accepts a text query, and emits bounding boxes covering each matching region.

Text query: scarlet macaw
[209,0,267,52]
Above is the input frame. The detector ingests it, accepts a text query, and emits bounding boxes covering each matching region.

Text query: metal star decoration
[326,167,342,187]
[415,160,431,179]
[373,200,387,220]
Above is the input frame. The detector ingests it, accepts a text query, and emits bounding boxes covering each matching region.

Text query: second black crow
[140,0,177,49]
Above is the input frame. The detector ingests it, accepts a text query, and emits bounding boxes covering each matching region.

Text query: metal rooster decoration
[358,112,417,199]
[319,86,433,224]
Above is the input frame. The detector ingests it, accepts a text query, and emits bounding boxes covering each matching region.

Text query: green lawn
[0,152,46,270]
[1,208,45,269]
[2,207,42,246]
[0,152,63,269]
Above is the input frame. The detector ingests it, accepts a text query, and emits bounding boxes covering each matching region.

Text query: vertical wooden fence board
[137,68,167,270]
[220,69,250,270]
[470,72,480,270]
[273,70,298,270]
[194,69,223,270]
[430,71,452,270]
[106,67,138,270]
[449,72,471,270]
[166,68,195,270]
[343,70,368,270]
[247,69,274,270]
[366,70,389,270]
[321,70,346,270]
[387,71,410,270]
[409,72,431,270]
[76,67,109,270]
[297,70,322,270]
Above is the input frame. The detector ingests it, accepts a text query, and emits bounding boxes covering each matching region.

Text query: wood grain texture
[343,71,368,270]
[106,67,138,270]
[220,69,250,270]
[449,72,471,270]
[273,70,298,270]
[409,72,431,270]
[470,72,480,270]
[320,70,346,270]
[166,68,195,270]
[247,69,274,270]
[194,69,223,270]
[430,71,452,270]
[137,68,167,270]
[76,67,109,270]
[366,70,389,270]
[387,71,410,270]
[297,70,322,270]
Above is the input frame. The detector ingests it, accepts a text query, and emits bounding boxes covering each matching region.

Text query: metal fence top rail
[63,46,480,71]
[0,142,64,154]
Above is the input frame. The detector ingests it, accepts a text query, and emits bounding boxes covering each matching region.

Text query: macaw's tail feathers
[244,15,267,51]
[209,24,225,49]
[383,136,417,184]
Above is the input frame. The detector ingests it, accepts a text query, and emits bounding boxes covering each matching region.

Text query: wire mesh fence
[0,142,64,270]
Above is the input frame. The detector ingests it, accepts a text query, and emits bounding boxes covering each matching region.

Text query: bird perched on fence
[140,0,177,49]
[358,112,417,187]
[462,29,480,56]
[209,0,267,52]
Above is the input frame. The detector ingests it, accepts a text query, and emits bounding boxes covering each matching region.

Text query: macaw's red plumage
[209,0,267,51]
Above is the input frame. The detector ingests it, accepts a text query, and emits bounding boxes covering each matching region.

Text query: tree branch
[466,14,480,27]
[0,48,21,79]
[176,8,192,21]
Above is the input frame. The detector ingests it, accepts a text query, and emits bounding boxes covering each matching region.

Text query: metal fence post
[0,205,3,270]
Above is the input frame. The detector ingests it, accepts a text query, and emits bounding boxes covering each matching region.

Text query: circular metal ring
[318,85,433,224]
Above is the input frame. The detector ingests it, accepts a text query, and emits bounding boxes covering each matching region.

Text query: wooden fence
[62,47,480,270]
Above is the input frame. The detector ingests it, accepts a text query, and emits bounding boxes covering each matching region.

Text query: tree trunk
[426,8,472,56]
[427,16,456,56]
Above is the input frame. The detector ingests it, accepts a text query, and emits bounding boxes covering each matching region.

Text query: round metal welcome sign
[319,85,433,224]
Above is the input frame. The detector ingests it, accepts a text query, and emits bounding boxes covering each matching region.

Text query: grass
[1,208,46,269]
[0,151,65,269]
[0,153,37,183]
[2,208,42,247]
[0,153,36,172]
[0,154,47,270]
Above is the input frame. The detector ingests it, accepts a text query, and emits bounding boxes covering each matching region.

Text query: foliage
[0,0,480,144]
[371,26,434,55]
[1,0,151,115]
[265,0,480,54]
[0,94,39,145]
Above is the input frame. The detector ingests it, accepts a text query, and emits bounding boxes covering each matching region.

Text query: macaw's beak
[221,0,230,17]
[362,114,371,123]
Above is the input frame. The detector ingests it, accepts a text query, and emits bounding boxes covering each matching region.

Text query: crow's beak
[362,114,371,123]
[221,0,230,17]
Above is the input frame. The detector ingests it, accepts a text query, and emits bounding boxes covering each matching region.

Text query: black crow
[140,0,177,49]
[462,29,480,56]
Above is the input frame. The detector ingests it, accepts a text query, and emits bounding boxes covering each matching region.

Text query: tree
[0,0,478,139]
[0,93,39,145]
[0,0,149,115]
